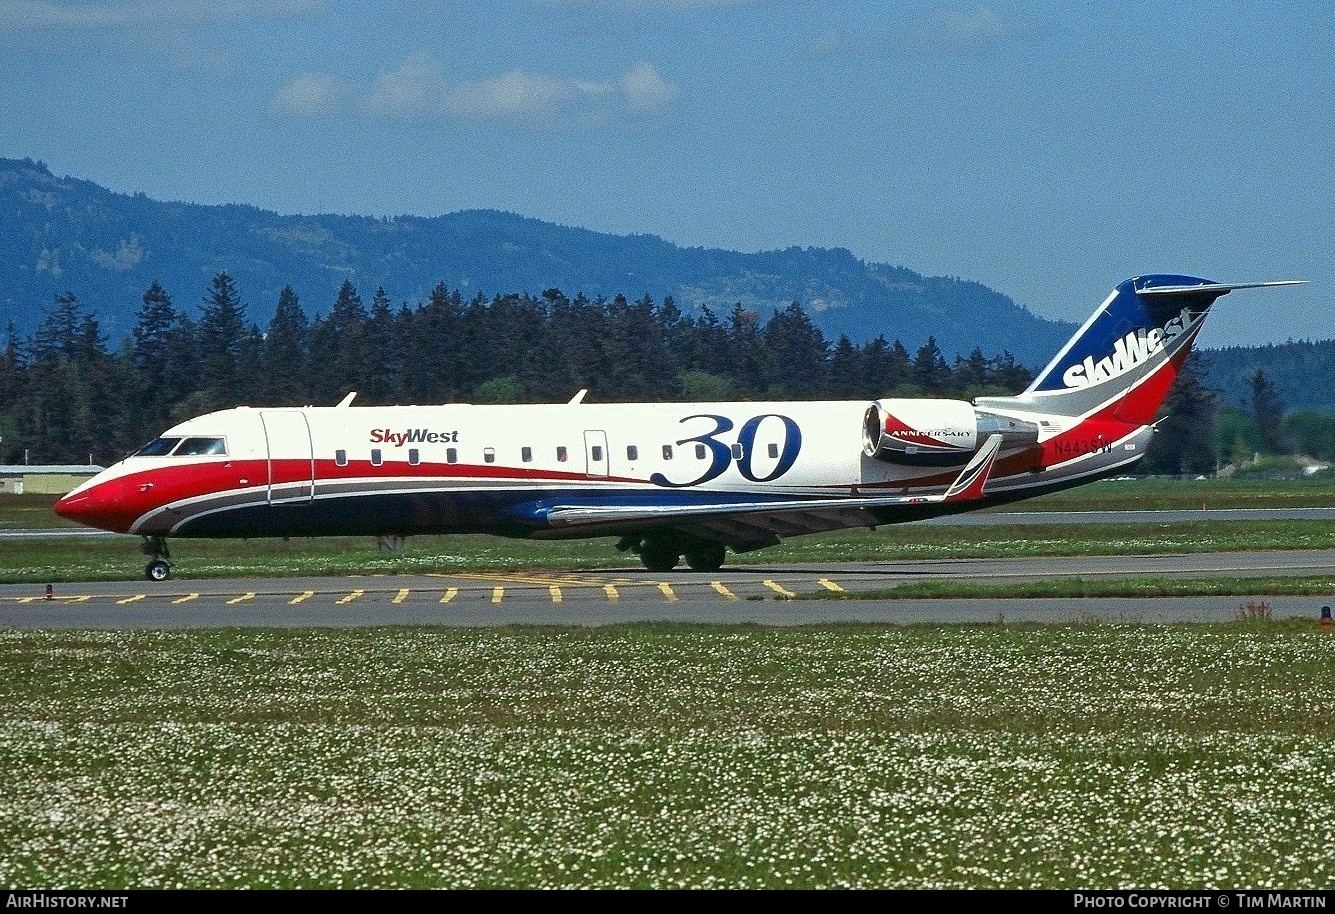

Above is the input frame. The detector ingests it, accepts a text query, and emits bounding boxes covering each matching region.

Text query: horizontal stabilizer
[1136,279,1306,296]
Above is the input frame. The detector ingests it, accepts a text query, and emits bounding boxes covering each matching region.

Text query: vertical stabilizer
[977,276,1303,422]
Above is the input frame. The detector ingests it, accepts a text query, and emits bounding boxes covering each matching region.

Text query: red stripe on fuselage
[54,457,645,534]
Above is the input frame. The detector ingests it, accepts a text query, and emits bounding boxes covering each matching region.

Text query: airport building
[0,465,105,495]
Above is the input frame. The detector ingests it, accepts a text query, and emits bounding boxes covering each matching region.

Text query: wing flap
[543,434,1004,548]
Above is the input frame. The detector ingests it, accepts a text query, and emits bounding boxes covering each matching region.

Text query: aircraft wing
[542,434,1004,550]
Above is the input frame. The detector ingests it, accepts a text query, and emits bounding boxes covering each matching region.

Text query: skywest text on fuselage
[369,428,460,447]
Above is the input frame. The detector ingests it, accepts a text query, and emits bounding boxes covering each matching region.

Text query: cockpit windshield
[175,437,228,456]
[132,436,227,457]
[134,437,181,457]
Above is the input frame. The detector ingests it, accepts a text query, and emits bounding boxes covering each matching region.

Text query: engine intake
[862,398,1040,466]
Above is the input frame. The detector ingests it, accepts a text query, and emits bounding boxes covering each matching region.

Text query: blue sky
[1,0,1329,348]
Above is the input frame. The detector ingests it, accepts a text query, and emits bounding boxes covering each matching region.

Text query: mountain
[0,157,1072,367]
[1205,342,1335,417]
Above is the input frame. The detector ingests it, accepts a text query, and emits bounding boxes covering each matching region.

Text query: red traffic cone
[44,584,52,601]
[1322,606,1332,631]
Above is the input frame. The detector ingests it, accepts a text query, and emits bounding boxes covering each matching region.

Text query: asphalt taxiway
[4,550,1334,629]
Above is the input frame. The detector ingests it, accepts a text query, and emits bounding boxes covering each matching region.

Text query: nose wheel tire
[145,560,171,582]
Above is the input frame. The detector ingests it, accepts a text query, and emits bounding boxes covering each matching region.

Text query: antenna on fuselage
[336,392,357,407]
[567,389,588,405]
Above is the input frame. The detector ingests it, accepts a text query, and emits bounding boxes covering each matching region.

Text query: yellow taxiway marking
[227,592,256,605]
[116,594,145,605]
[817,579,845,593]
[444,570,621,588]
[491,586,504,604]
[440,587,458,604]
[393,588,410,604]
[173,593,199,605]
[549,585,562,603]
[604,584,619,602]
[28,595,91,604]
[336,589,364,605]
[658,582,678,603]
[763,580,796,598]
[289,591,314,605]
[710,581,738,600]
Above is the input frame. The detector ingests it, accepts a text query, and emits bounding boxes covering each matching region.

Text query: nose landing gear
[141,536,172,581]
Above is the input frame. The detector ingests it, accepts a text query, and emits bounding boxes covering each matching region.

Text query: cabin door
[261,411,315,504]
[583,430,609,477]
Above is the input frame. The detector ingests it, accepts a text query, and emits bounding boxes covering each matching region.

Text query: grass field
[2,623,1332,889]
[6,481,1335,890]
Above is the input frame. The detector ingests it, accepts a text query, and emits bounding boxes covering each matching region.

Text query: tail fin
[978,275,1304,422]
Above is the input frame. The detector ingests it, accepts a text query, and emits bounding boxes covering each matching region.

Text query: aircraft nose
[54,479,133,533]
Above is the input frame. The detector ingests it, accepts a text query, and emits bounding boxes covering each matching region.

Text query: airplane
[54,274,1304,581]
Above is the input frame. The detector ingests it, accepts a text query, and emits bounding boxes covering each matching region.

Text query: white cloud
[809,28,847,57]
[619,62,678,111]
[554,0,764,9]
[0,0,324,30]
[362,52,450,120]
[272,72,345,117]
[353,54,679,122]
[900,5,1008,54]
[445,70,575,118]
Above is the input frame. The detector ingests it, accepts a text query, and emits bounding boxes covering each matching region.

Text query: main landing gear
[618,534,727,573]
[141,535,173,581]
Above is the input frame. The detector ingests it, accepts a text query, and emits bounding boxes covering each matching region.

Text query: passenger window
[662,445,673,460]
[626,445,638,460]
[731,443,744,460]
[521,446,533,463]
[590,446,603,462]
[484,448,496,464]
[134,437,181,457]
[335,449,347,467]
[768,443,779,459]
[446,447,458,464]
[557,446,568,462]
[370,449,383,466]
[174,437,227,457]
[408,448,420,466]
[695,443,706,460]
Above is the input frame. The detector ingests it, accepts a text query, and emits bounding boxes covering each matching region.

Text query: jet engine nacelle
[862,398,1040,466]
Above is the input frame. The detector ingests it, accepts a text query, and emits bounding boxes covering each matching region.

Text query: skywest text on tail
[55,275,1304,580]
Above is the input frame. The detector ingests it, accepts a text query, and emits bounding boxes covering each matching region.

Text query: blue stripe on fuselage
[168,486,837,538]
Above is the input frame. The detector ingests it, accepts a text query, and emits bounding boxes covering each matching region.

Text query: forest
[0,272,1324,478]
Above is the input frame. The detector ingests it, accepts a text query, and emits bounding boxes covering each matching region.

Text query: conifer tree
[198,272,248,409]
[263,285,309,405]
